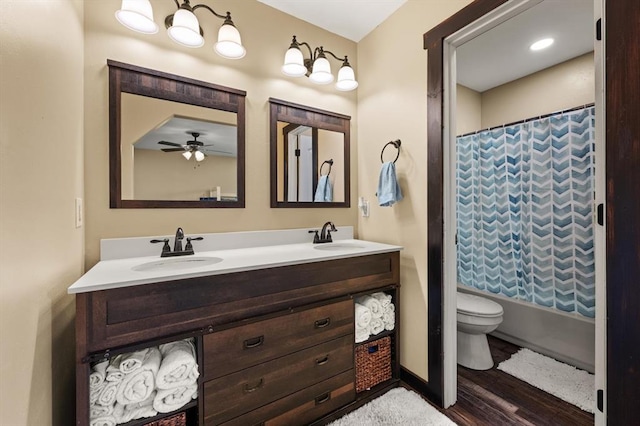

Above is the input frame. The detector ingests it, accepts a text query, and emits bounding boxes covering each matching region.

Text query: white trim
[593,0,606,423]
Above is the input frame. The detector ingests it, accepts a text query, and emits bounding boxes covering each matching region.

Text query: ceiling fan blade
[158,141,183,147]
[161,148,185,152]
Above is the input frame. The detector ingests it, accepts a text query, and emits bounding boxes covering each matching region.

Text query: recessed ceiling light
[530,38,554,51]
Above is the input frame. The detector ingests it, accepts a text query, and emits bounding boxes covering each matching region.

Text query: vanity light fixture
[282,36,358,91]
[530,37,554,51]
[115,0,246,59]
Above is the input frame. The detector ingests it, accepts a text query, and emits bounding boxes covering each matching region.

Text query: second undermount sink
[132,256,223,272]
[313,242,366,251]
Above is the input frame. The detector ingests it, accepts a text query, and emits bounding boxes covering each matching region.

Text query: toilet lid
[457,292,503,317]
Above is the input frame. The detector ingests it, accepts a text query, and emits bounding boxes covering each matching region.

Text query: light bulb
[167,8,204,48]
[115,0,158,34]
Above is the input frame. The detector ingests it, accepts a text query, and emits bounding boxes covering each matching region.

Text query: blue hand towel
[377,162,403,207]
[314,175,333,202]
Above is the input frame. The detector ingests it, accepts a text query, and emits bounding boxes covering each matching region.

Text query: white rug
[497,348,595,413]
[329,387,457,426]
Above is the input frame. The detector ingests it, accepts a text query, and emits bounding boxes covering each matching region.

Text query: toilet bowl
[457,291,503,370]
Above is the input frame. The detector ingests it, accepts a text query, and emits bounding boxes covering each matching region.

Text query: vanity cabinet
[75,251,400,426]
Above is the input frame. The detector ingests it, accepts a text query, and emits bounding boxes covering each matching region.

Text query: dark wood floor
[416,336,594,426]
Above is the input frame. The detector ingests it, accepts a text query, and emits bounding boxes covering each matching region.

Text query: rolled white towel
[371,292,392,308]
[89,403,114,420]
[113,348,149,374]
[384,319,395,331]
[115,347,161,405]
[355,327,370,344]
[96,381,119,407]
[90,382,103,405]
[368,317,384,336]
[113,391,158,423]
[105,363,124,383]
[156,339,199,390]
[386,303,395,313]
[354,303,372,329]
[382,310,395,325]
[89,360,108,389]
[89,415,116,426]
[356,296,383,318]
[153,383,198,413]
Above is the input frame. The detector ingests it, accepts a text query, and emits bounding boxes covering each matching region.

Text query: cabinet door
[203,335,353,425]
[203,300,353,379]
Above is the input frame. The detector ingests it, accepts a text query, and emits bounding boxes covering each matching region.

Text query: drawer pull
[315,392,331,405]
[243,378,264,393]
[315,355,330,366]
[243,335,265,349]
[314,317,331,328]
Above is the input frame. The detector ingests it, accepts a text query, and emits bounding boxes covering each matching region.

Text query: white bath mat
[497,348,595,413]
[329,387,457,426]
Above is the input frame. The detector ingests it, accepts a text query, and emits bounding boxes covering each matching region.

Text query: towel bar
[380,140,401,164]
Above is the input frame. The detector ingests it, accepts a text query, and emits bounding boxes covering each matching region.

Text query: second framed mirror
[269,98,351,208]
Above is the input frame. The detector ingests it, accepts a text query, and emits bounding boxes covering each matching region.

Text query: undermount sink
[132,256,223,272]
[313,242,366,251]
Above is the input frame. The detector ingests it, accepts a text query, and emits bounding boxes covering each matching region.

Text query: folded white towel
[156,339,199,390]
[355,327,370,343]
[116,347,161,405]
[105,362,124,383]
[371,292,392,308]
[354,303,372,329]
[96,381,119,407]
[113,391,158,423]
[357,296,383,318]
[113,348,149,374]
[90,360,108,389]
[153,383,198,413]
[368,317,385,336]
[89,415,116,426]
[89,403,114,420]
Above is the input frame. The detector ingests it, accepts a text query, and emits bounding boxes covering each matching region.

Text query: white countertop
[68,238,402,294]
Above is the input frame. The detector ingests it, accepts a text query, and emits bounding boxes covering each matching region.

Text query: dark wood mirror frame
[108,59,246,208]
[269,98,351,208]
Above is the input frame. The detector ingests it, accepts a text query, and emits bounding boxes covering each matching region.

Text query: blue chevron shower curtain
[456,106,595,318]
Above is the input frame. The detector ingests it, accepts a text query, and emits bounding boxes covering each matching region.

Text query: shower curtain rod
[457,102,596,138]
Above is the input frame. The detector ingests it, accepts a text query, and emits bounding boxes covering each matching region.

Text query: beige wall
[481,53,595,128]
[0,1,84,425]
[84,0,359,266]
[456,84,482,135]
[357,0,474,380]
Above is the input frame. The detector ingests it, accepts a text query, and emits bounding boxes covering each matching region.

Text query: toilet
[457,291,504,370]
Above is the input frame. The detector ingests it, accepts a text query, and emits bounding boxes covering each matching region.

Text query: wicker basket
[355,336,392,393]
[144,411,186,426]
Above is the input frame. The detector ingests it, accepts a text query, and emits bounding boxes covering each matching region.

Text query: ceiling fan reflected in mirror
[158,132,231,162]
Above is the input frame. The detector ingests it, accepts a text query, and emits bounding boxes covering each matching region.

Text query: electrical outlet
[75,198,83,228]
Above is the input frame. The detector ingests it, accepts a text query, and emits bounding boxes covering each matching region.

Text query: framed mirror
[108,60,246,208]
[269,98,351,208]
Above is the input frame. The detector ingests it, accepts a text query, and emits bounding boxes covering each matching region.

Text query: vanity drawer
[203,334,354,425]
[218,370,355,426]
[203,299,353,379]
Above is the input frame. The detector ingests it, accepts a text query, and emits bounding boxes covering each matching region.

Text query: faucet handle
[308,230,320,244]
[326,227,337,242]
[150,238,171,254]
[185,236,204,252]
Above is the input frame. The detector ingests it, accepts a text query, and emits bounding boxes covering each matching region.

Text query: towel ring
[380,139,401,164]
[320,159,333,176]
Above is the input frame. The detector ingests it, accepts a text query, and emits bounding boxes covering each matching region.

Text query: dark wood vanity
[75,251,401,425]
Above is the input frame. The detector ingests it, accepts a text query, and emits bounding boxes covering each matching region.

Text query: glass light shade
[167,9,204,48]
[336,65,358,91]
[195,150,205,162]
[182,151,192,160]
[214,23,246,59]
[282,47,307,77]
[309,57,333,85]
[115,0,158,34]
